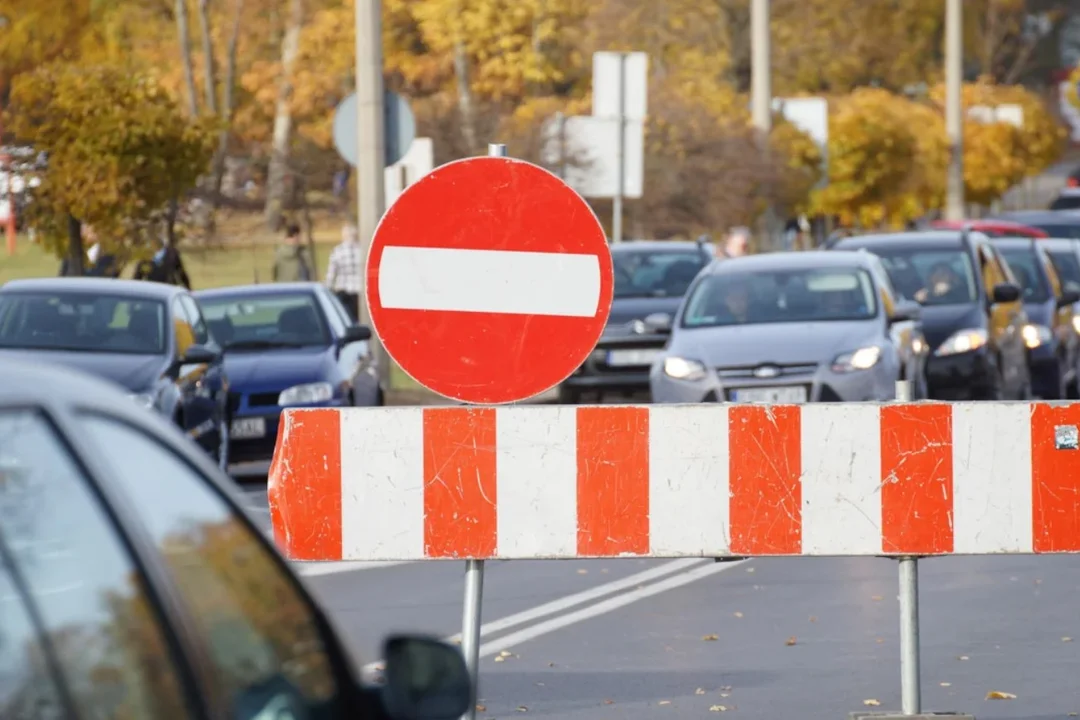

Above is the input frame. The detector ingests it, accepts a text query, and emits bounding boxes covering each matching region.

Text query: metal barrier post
[894,380,921,716]
[458,140,508,720]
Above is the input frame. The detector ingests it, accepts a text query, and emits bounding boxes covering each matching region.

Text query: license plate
[230,417,266,439]
[606,349,661,367]
[730,386,807,403]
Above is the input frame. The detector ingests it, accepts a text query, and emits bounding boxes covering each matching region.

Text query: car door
[318,287,379,404]
[172,295,221,446]
[74,411,362,720]
[979,242,1027,392]
[1039,245,1079,378]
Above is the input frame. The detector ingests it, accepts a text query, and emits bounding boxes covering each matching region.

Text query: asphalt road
[238,484,1080,720]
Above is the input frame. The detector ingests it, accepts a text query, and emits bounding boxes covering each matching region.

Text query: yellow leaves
[863,699,881,707]
[785,636,797,646]
[702,634,719,642]
[986,691,1016,700]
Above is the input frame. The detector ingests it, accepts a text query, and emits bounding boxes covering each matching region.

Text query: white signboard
[968,104,1024,127]
[384,137,434,208]
[541,115,644,199]
[592,52,648,120]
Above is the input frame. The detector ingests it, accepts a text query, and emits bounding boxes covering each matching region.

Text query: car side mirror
[643,312,672,335]
[340,325,372,345]
[1058,290,1080,308]
[991,282,1022,304]
[889,300,921,324]
[179,344,220,365]
[378,635,471,720]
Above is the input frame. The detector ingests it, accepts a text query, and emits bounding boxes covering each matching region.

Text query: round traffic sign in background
[366,156,613,405]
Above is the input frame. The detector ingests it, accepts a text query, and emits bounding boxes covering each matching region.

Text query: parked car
[649,251,929,404]
[561,239,714,402]
[989,237,1080,399]
[830,231,1030,400]
[195,282,382,466]
[991,209,1080,239]
[1049,187,1080,211]
[0,277,230,468]
[0,357,470,720]
[929,219,1048,238]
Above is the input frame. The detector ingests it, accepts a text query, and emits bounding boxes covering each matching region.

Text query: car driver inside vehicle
[915,263,966,305]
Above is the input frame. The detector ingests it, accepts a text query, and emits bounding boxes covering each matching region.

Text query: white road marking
[378,246,602,316]
[360,557,743,673]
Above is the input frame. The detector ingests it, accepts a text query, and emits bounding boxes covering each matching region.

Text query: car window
[316,288,348,336]
[1029,223,1080,239]
[199,293,330,350]
[0,410,196,720]
[1047,249,1080,294]
[998,246,1051,303]
[1041,249,1064,298]
[179,295,211,346]
[172,298,196,358]
[78,413,346,719]
[613,249,708,299]
[1049,195,1080,211]
[865,246,978,306]
[0,292,166,354]
[682,266,877,328]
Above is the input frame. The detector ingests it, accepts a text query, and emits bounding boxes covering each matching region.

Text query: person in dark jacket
[135,236,191,288]
[272,224,315,282]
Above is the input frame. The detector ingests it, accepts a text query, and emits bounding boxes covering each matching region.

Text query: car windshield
[0,292,167,354]
[860,246,978,306]
[998,246,1051,303]
[681,267,877,328]
[1047,249,1080,294]
[1049,196,1080,211]
[613,249,707,299]
[199,293,329,349]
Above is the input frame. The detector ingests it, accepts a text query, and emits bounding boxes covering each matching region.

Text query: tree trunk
[211,0,246,208]
[263,0,303,231]
[174,0,199,117]
[66,216,84,276]
[196,0,218,114]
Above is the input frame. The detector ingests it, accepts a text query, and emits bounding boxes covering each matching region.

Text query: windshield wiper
[224,339,306,350]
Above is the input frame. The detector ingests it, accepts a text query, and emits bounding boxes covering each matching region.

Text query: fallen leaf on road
[709,705,729,712]
[721,686,733,692]
[576,569,588,575]
[604,699,614,705]
[986,691,1016,700]
[871,595,883,601]
[734,611,743,618]
[548,662,556,667]
[657,700,670,705]
[958,655,969,661]
[863,699,880,707]
[1064,636,1073,642]
[785,636,797,646]
[536,682,544,687]
[703,634,719,641]
[516,705,529,712]
[499,650,512,657]
[809,616,817,623]
[1068,713,1077,717]
[746,567,755,573]
[493,656,505,663]
[875,638,884,644]
[720,693,730,698]
[695,688,706,695]
[940,682,951,687]
[476,705,486,712]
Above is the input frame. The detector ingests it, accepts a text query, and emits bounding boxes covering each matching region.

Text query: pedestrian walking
[718,226,750,259]
[271,223,315,283]
[324,223,363,322]
[135,236,191,288]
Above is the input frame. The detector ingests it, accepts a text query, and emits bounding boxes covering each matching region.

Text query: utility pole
[944,0,965,221]
[355,0,391,386]
[613,52,626,244]
[750,0,774,251]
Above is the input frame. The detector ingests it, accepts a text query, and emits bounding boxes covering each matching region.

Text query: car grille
[228,391,281,412]
[715,362,818,380]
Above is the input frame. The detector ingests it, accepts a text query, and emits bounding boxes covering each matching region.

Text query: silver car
[649,251,930,403]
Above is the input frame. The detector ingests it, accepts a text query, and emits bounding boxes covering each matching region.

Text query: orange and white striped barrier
[268,402,1080,563]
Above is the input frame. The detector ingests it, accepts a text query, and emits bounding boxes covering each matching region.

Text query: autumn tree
[5,63,216,274]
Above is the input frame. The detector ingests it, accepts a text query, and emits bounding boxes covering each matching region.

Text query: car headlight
[831,346,882,372]
[1071,315,1080,336]
[1021,323,1053,349]
[934,328,988,356]
[663,356,707,381]
[126,392,156,410]
[278,382,334,406]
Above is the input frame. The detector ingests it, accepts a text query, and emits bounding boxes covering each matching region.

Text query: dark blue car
[0,277,230,467]
[194,282,384,467]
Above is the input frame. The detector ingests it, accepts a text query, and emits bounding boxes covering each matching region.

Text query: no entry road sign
[366,155,613,404]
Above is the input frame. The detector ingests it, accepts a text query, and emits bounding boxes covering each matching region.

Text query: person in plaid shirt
[325,223,363,321]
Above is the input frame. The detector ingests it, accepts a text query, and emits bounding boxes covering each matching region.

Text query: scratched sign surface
[365,155,613,405]
[268,402,1080,562]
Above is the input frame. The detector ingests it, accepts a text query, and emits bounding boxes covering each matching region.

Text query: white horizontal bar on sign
[378,246,602,317]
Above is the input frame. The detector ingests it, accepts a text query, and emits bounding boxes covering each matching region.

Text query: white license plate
[231,417,266,439]
[606,349,661,367]
[730,386,807,404]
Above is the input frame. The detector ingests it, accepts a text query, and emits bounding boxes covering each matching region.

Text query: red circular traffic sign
[366,156,613,405]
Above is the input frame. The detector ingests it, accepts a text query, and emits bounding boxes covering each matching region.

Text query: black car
[560,239,714,402]
[989,238,1080,399]
[0,277,230,468]
[992,209,1080,239]
[830,232,1030,400]
[0,357,470,720]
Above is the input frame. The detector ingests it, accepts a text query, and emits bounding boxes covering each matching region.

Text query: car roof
[1038,237,1080,250]
[834,231,970,248]
[610,240,712,253]
[193,282,321,298]
[994,209,1080,222]
[1,277,185,300]
[706,250,878,274]
[990,237,1038,251]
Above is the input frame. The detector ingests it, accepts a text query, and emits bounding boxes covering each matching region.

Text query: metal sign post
[894,380,921,716]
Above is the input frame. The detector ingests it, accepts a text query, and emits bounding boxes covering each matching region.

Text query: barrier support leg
[898,556,921,715]
[460,559,485,720]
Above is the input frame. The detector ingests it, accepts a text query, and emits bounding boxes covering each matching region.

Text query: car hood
[1021,300,1053,328]
[669,320,879,367]
[605,296,684,337]
[916,304,986,350]
[224,346,335,389]
[0,348,166,392]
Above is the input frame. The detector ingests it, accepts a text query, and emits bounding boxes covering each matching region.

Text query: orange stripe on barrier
[880,404,953,554]
[422,407,498,558]
[728,405,802,555]
[1031,403,1080,552]
[267,409,342,560]
[576,406,650,556]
